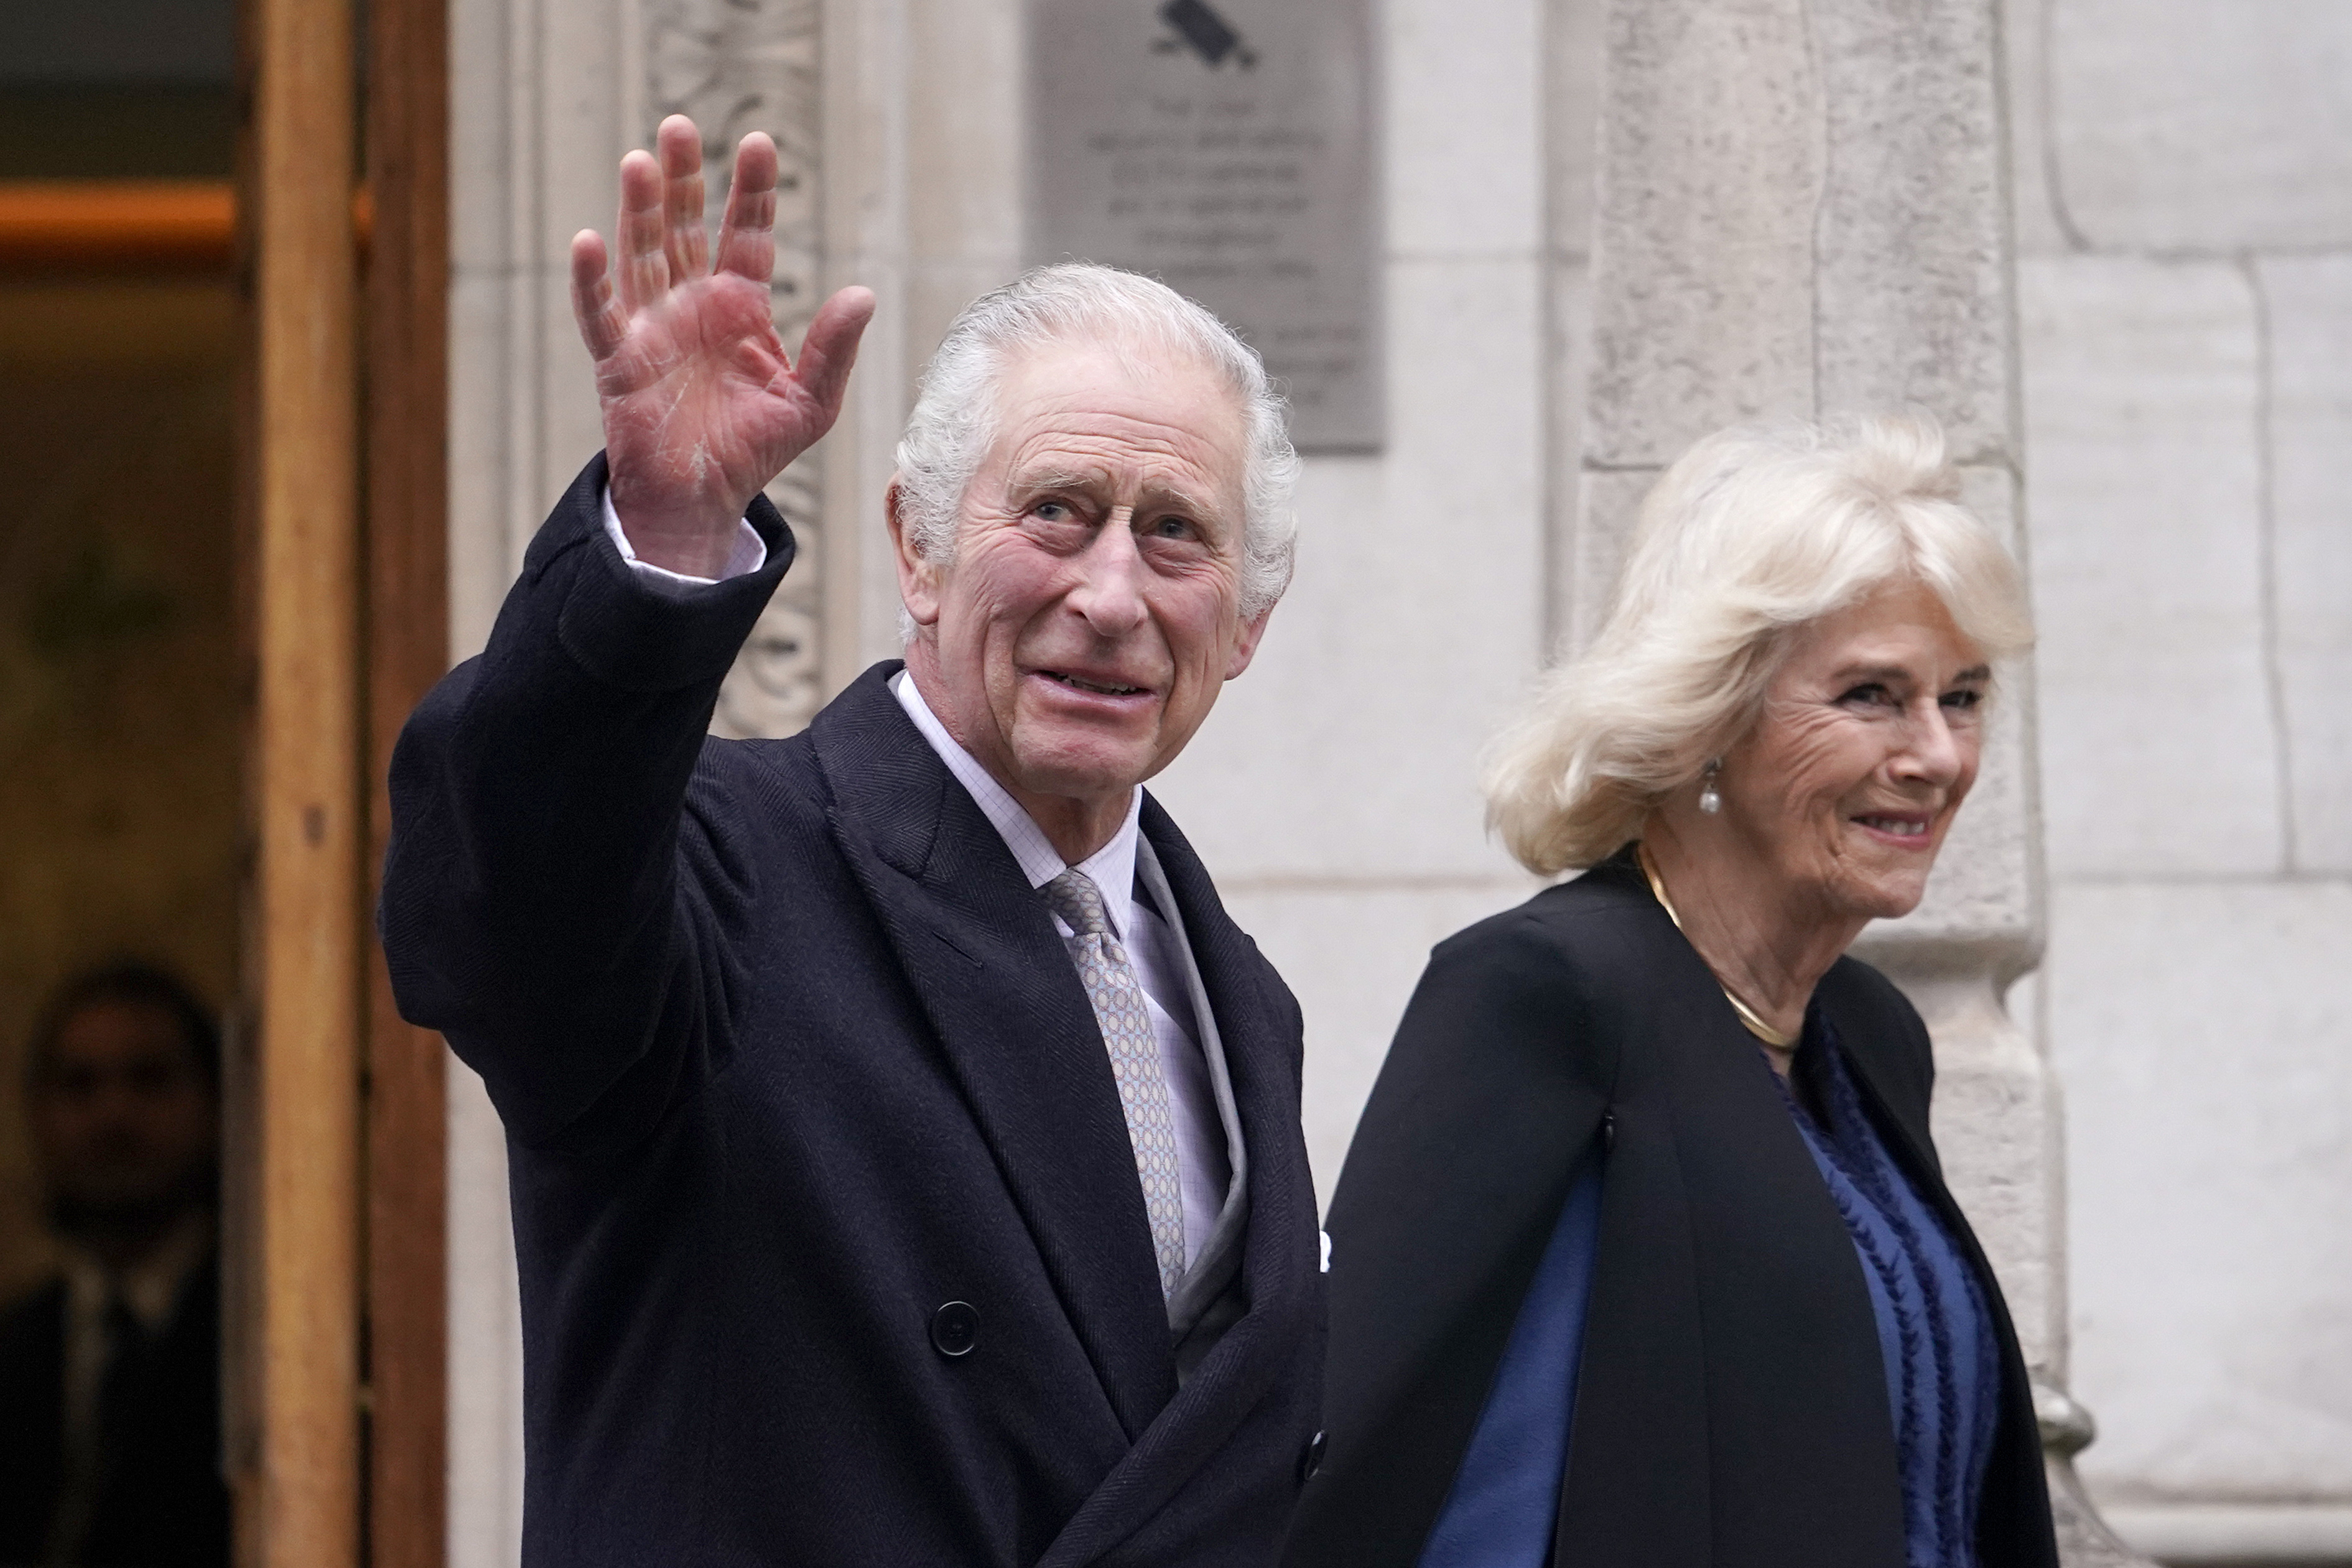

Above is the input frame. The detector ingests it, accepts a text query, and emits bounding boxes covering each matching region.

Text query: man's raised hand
[571,115,875,577]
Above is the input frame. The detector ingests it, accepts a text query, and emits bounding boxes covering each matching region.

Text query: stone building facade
[2009,1,2352,1557]
[441,1,2352,1562]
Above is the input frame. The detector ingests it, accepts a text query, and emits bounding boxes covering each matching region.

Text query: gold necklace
[1635,842,1798,1051]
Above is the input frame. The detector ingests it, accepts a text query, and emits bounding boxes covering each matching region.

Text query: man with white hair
[379,117,1326,1566]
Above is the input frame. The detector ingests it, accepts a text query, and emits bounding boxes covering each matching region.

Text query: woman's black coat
[1284,851,2059,1568]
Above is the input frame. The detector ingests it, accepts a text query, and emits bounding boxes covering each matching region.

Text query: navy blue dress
[1778,1020,2003,1568]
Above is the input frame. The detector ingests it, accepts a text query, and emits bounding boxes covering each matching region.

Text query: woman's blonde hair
[1484,413,2035,876]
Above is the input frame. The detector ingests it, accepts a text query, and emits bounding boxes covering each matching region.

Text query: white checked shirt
[605,493,1233,1268]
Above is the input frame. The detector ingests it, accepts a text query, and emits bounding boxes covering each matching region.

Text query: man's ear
[1224,604,1275,681]
[885,476,943,628]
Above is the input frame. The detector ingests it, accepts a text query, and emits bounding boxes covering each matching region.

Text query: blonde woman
[1285,417,2060,1568]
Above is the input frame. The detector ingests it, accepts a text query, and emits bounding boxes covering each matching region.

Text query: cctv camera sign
[1027,0,1383,452]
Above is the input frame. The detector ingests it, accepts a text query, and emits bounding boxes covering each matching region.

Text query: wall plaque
[1026,0,1382,452]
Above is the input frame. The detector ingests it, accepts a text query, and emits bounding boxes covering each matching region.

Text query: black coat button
[931,1300,979,1358]
[1299,1429,1326,1482]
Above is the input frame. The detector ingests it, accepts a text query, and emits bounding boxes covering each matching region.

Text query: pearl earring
[1698,759,1723,815]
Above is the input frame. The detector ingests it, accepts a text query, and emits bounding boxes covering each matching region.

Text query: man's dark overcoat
[1282,851,2060,1568]
[379,457,1326,1567]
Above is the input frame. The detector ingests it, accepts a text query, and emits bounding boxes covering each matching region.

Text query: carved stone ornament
[644,0,826,739]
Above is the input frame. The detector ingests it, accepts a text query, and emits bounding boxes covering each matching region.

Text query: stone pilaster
[1566,2,2144,1559]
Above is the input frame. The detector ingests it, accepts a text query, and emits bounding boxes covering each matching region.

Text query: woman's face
[1720,578,1990,924]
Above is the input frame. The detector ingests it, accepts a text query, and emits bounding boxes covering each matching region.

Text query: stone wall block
[1583,0,1823,466]
[844,269,915,671]
[2050,881,2352,1498]
[1546,261,1594,654]
[538,0,629,267]
[1564,466,1653,655]
[2001,0,2076,257]
[1220,884,1536,1207]
[2050,0,2352,253]
[447,272,515,661]
[904,0,1022,376]
[906,0,1021,323]
[444,0,840,1552]
[532,281,609,537]
[449,0,519,274]
[444,1,588,1544]
[446,1066,525,1568]
[2104,1508,2352,1567]
[1811,0,2015,460]
[904,261,1020,383]
[2257,255,2352,873]
[1389,0,1543,257]
[2019,255,2280,879]
[1545,0,1607,259]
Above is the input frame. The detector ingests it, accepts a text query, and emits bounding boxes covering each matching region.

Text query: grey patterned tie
[1041,868,1188,1297]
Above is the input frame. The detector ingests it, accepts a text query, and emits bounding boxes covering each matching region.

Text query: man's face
[30,1001,218,1234]
[895,338,1270,816]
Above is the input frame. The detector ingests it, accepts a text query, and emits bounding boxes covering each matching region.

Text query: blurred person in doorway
[0,963,229,1568]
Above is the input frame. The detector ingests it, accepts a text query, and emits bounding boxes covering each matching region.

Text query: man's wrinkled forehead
[980,335,1248,498]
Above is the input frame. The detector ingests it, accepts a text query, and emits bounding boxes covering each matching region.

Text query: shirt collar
[891,670,1143,942]
[60,1209,214,1334]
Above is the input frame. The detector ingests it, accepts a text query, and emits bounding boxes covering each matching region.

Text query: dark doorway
[0,4,241,1564]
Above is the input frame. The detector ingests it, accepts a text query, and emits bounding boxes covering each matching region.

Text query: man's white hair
[1484,412,2036,877]
[893,262,1300,624]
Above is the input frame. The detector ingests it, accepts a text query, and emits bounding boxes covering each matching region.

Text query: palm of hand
[571,119,872,570]
[597,272,817,524]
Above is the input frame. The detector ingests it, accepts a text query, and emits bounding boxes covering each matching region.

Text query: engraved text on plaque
[1026,0,1381,452]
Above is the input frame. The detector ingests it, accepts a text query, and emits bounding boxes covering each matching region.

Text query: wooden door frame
[361,0,450,1562]
[233,0,363,1558]
[235,0,447,1561]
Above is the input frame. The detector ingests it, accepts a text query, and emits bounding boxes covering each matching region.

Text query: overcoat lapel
[809,665,1178,1437]
[1036,796,1318,1566]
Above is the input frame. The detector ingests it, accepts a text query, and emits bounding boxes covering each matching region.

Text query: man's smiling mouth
[1041,670,1148,697]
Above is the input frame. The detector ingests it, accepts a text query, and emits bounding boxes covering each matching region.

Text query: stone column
[1564,2,2143,1560]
